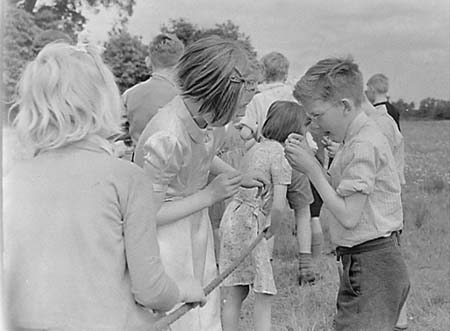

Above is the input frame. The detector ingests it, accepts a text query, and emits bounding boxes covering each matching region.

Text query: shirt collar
[174,96,209,144]
[258,81,288,91]
[364,102,388,119]
[344,112,369,143]
[372,100,388,107]
[152,72,177,88]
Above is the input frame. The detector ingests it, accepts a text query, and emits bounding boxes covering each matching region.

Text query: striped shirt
[369,103,406,184]
[322,112,403,247]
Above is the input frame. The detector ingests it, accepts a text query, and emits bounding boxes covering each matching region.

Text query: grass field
[3,120,449,330]
[238,120,450,331]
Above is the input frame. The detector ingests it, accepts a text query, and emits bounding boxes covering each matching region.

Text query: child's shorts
[309,182,323,218]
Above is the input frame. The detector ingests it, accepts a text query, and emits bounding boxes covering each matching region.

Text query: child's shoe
[298,270,319,286]
[298,253,320,286]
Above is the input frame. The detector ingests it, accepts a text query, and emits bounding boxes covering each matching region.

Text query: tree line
[2,1,449,121]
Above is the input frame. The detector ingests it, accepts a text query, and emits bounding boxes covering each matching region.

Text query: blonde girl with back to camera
[3,42,206,330]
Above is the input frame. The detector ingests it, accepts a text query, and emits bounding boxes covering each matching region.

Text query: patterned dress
[219,140,291,294]
[134,96,225,331]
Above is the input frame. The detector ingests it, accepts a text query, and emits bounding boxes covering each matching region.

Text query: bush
[102,28,150,93]
[3,7,42,104]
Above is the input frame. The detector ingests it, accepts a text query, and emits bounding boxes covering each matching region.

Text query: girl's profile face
[209,70,257,128]
[232,68,258,122]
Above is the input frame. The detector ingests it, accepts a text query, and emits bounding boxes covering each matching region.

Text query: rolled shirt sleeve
[336,141,376,197]
[123,173,180,311]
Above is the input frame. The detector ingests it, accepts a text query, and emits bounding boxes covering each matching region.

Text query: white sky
[84,0,450,104]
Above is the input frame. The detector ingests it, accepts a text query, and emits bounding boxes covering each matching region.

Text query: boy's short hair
[293,56,364,107]
[149,33,184,68]
[261,52,289,82]
[176,36,252,124]
[11,42,123,152]
[367,73,389,94]
[262,101,307,143]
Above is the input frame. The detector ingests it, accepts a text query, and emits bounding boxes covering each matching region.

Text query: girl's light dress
[134,96,225,331]
[219,140,291,294]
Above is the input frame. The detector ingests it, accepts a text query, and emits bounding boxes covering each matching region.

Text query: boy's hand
[322,136,340,158]
[284,134,321,175]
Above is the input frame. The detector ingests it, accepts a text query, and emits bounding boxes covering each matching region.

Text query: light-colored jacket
[3,137,179,330]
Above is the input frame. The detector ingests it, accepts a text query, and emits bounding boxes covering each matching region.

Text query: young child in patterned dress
[219,101,308,331]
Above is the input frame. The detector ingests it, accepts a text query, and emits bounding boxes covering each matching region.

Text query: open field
[2,120,449,330]
[239,120,450,331]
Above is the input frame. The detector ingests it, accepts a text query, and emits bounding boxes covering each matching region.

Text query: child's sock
[298,252,316,285]
[311,232,324,258]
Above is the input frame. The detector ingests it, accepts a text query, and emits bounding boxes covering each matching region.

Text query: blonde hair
[176,36,252,124]
[149,33,184,68]
[294,56,364,107]
[11,42,123,152]
[367,73,389,94]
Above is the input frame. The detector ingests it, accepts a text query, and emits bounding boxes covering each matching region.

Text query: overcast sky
[84,0,450,104]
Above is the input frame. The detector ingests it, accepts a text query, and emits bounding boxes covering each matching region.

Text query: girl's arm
[210,156,269,192]
[265,184,288,238]
[210,155,237,175]
[151,169,242,226]
[142,132,242,226]
[239,125,257,151]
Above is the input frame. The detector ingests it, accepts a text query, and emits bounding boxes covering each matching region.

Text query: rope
[154,229,268,331]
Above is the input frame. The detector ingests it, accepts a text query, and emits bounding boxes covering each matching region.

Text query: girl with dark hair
[219,101,308,331]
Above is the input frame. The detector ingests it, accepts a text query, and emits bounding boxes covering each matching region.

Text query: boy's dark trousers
[333,232,410,331]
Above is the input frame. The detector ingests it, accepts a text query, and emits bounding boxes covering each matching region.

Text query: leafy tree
[418,97,450,120]
[161,18,256,57]
[433,100,450,120]
[418,97,437,118]
[160,18,198,46]
[32,29,74,55]
[392,98,415,119]
[102,28,150,93]
[2,7,42,104]
[9,0,136,38]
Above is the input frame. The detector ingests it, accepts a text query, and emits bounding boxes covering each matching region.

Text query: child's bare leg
[294,207,317,285]
[297,210,312,254]
[254,292,272,331]
[222,285,249,331]
[311,216,324,257]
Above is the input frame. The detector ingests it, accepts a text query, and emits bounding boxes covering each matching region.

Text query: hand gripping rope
[154,229,268,331]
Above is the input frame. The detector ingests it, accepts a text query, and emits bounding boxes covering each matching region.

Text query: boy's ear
[341,98,353,114]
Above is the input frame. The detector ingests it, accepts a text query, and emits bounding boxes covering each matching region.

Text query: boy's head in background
[365,73,389,104]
